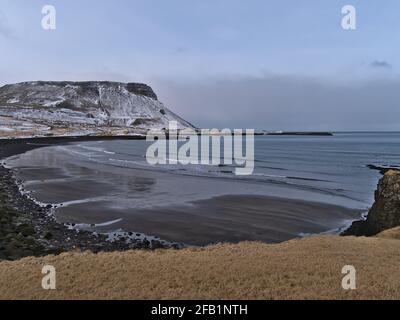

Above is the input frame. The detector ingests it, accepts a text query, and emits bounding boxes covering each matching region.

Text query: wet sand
[1,137,362,247]
[0,137,171,262]
[56,194,360,245]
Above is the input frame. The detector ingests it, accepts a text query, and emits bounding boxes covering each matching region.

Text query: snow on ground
[0,81,195,139]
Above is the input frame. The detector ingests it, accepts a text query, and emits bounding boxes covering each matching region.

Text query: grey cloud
[0,11,13,39]
[152,75,400,131]
[370,60,392,69]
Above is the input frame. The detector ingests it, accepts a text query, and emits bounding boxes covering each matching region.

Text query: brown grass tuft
[375,226,400,240]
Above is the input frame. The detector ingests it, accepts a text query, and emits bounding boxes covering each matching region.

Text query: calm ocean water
[4,132,399,244]
[5,132,400,211]
[42,132,399,209]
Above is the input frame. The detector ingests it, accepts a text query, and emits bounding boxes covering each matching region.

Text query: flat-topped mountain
[0,81,194,138]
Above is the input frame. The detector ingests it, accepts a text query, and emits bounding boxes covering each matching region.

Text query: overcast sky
[1,0,399,130]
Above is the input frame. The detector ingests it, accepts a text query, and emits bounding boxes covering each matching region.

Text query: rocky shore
[0,138,175,261]
[343,170,400,236]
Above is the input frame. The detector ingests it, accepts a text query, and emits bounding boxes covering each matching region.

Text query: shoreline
[0,136,361,260]
[57,194,359,246]
[0,136,176,261]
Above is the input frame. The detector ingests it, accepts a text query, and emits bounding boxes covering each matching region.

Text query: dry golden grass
[1,234,400,300]
[375,226,400,240]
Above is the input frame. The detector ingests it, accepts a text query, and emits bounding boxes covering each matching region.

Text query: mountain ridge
[0,81,194,138]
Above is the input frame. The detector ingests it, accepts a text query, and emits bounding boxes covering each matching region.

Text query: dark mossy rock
[16,223,35,237]
[343,170,400,236]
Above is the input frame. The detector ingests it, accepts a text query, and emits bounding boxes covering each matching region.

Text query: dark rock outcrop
[343,170,400,236]
[1,81,158,100]
[126,82,158,100]
[367,164,400,175]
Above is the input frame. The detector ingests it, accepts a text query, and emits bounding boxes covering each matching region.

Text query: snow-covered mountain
[0,81,194,138]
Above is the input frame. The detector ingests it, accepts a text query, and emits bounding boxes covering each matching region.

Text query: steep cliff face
[0,81,194,138]
[343,170,400,236]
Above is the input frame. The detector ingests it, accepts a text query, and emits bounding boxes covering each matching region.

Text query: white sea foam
[78,145,116,155]
[70,218,123,229]
[55,197,112,208]
[298,212,368,238]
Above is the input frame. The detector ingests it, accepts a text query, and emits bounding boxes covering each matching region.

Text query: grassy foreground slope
[1,231,400,300]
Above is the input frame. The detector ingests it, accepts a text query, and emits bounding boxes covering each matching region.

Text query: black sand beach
[0,137,361,259]
[0,137,172,261]
[57,195,359,245]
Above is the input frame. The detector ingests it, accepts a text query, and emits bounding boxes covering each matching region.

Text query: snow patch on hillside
[0,81,195,139]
